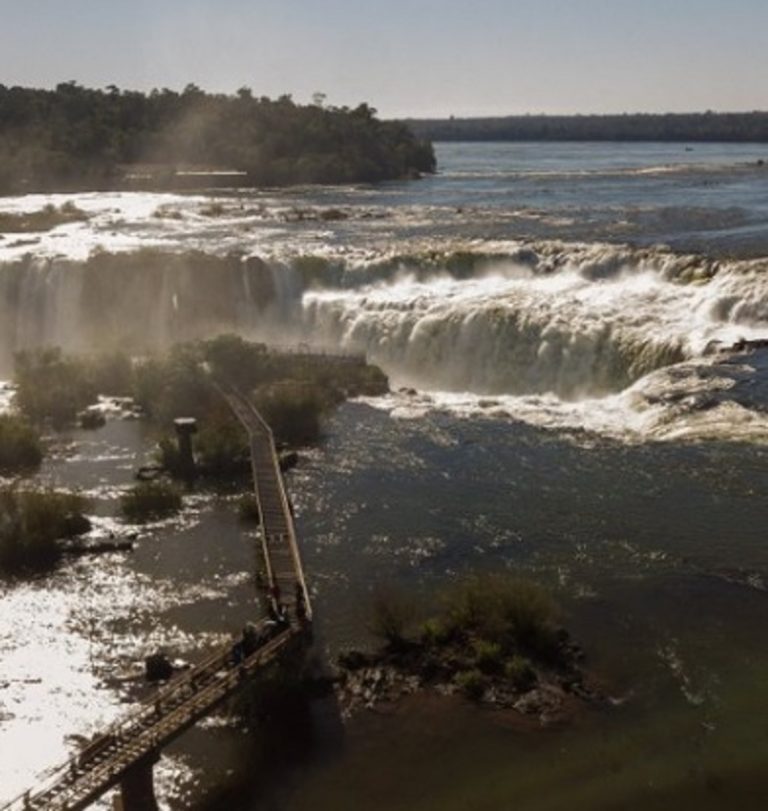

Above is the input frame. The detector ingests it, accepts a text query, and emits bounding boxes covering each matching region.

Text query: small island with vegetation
[336,575,600,725]
[0,83,436,193]
[0,485,91,575]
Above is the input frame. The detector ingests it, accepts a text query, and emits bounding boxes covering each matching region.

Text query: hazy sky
[1,0,766,117]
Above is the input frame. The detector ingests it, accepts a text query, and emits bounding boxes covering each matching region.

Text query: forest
[0,83,436,192]
[406,111,768,143]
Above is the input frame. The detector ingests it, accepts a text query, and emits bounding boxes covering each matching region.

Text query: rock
[729,337,768,353]
[62,513,92,537]
[64,540,135,557]
[78,409,106,430]
[319,208,348,221]
[513,684,566,717]
[279,451,300,472]
[136,464,164,481]
[145,653,174,682]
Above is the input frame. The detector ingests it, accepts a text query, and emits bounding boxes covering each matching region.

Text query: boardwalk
[2,388,311,811]
[220,384,312,623]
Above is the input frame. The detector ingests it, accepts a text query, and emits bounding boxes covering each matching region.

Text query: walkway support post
[116,751,160,811]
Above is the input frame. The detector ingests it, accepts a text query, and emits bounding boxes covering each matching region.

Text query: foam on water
[0,381,14,414]
[298,243,768,440]
[1,231,766,441]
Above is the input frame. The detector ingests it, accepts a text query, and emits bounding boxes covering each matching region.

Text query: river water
[1,142,768,809]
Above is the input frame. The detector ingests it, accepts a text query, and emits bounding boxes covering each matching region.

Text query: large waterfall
[0,252,297,370]
[1,242,767,394]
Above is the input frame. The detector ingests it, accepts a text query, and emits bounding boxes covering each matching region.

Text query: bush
[0,414,43,473]
[0,486,90,574]
[420,617,452,647]
[78,409,106,430]
[254,382,325,447]
[14,348,139,428]
[202,334,266,388]
[455,669,487,701]
[238,494,261,522]
[195,417,249,478]
[86,351,134,397]
[156,437,184,477]
[132,347,215,423]
[370,591,415,650]
[444,574,559,659]
[473,639,504,675]
[504,655,538,692]
[121,481,182,523]
[14,348,96,427]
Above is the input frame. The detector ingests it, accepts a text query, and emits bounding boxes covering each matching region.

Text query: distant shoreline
[403,112,768,144]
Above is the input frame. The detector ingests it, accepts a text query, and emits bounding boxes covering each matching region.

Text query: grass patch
[0,414,43,473]
[0,485,89,574]
[121,481,182,523]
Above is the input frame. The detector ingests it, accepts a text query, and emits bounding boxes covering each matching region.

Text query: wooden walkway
[1,389,311,811]
[220,384,312,623]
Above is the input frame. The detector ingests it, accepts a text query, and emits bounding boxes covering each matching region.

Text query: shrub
[238,494,261,522]
[121,481,182,523]
[444,574,559,658]
[85,351,134,397]
[0,414,43,473]
[0,486,90,574]
[504,655,538,692]
[14,348,96,427]
[156,437,184,477]
[254,382,325,447]
[370,591,415,650]
[78,409,106,430]
[195,417,249,478]
[202,334,267,387]
[132,347,215,423]
[420,617,452,647]
[473,639,504,675]
[455,669,487,701]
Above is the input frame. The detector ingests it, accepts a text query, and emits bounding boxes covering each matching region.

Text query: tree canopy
[405,112,768,143]
[0,83,435,192]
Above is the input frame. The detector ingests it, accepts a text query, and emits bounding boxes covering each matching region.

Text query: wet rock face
[338,666,421,715]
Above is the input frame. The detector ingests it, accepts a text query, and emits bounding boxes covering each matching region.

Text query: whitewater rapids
[1,233,767,441]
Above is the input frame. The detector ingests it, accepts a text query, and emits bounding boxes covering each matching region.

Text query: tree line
[0,83,435,193]
[404,112,768,143]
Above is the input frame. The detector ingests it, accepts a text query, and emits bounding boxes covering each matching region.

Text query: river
[1,142,768,809]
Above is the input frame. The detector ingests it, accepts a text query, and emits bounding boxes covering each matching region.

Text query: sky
[0,0,766,118]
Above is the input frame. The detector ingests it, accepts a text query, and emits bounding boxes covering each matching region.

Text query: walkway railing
[218,383,312,622]
[1,624,297,811]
